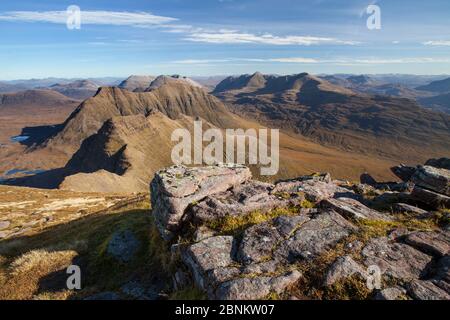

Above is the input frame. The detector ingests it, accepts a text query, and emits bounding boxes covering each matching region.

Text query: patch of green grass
[300,199,315,209]
[323,275,372,300]
[273,192,291,200]
[169,286,207,300]
[265,291,281,300]
[206,207,300,236]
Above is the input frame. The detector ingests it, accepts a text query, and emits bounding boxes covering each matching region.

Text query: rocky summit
[150,158,450,300]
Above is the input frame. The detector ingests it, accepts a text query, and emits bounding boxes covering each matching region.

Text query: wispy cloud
[183,30,358,45]
[0,10,359,46]
[348,57,450,64]
[174,57,319,64]
[173,57,450,65]
[423,40,450,46]
[0,10,177,26]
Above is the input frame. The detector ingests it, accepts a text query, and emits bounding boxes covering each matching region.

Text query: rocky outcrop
[391,164,416,182]
[321,197,391,221]
[151,164,251,240]
[361,237,433,280]
[411,186,450,209]
[149,159,450,300]
[411,166,450,196]
[426,158,450,170]
[324,256,367,286]
[404,231,450,257]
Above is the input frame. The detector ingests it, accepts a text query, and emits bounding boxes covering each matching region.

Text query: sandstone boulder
[151,164,252,239]
[322,197,392,221]
[191,181,292,224]
[323,256,367,286]
[391,203,428,216]
[214,271,301,300]
[361,237,433,281]
[404,231,450,257]
[274,211,357,261]
[407,280,450,300]
[411,165,450,196]
[411,186,450,209]
[182,236,235,290]
[237,215,310,265]
[375,286,407,300]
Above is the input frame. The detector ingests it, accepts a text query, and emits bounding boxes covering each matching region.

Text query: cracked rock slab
[322,197,392,221]
[214,271,302,300]
[361,237,433,281]
[411,186,450,209]
[274,211,357,261]
[375,286,407,300]
[237,215,310,265]
[272,175,339,203]
[391,203,429,216]
[404,231,450,257]
[182,236,235,290]
[191,181,293,224]
[407,280,450,300]
[411,165,450,196]
[323,256,367,286]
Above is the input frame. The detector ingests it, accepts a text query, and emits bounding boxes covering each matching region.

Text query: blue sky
[0,0,450,79]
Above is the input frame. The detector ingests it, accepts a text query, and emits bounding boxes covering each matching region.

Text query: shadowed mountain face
[214,72,450,162]
[416,77,450,93]
[418,93,450,114]
[40,81,236,157]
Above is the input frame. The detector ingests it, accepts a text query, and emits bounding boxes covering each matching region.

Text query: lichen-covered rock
[411,165,450,196]
[321,197,392,221]
[370,192,411,208]
[375,286,407,300]
[391,203,428,216]
[404,231,449,257]
[191,181,293,224]
[323,256,367,286]
[411,186,450,209]
[407,280,450,300]
[237,222,282,265]
[237,215,310,265]
[193,225,217,242]
[274,211,357,261]
[272,174,339,203]
[214,271,301,300]
[151,164,252,239]
[361,237,433,281]
[182,236,235,290]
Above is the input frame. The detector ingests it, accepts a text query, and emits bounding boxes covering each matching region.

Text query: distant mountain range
[214,72,450,161]
[47,80,99,100]
[1,72,449,193]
